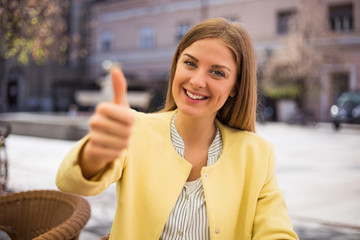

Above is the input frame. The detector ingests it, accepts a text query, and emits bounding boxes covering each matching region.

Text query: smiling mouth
[185,90,207,100]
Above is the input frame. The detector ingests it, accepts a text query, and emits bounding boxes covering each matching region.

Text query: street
[3,122,360,239]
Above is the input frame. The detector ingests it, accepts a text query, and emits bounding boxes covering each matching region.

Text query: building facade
[1,0,358,121]
[88,0,360,121]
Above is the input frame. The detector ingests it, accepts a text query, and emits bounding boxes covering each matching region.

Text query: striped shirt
[160,115,223,239]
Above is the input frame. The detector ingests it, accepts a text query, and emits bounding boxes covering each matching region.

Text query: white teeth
[186,90,205,100]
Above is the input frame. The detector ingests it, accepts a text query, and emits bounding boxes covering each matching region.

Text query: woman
[56,18,298,239]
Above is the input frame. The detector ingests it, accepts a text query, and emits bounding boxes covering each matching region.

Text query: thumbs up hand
[112,67,129,107]
[80,67,135,179]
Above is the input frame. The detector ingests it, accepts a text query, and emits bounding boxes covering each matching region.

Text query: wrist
[80,142,107,179]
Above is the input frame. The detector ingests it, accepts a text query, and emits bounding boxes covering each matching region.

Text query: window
[100,32,113,52]
[175,22,191,42]
[277,10,296,35]
[139,27,155,49]
[329,4,353,32]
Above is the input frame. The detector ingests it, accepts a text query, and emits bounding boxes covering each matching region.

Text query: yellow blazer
[56,110,298,239]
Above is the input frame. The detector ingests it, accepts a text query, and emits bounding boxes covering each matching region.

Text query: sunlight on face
[172,38,237,120]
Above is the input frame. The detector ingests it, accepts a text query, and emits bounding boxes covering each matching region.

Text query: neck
[175,111,216,148]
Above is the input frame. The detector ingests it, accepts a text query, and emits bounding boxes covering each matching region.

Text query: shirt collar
[170,113,222,166]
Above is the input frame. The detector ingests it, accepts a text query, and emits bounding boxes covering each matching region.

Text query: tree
[0,0,71,66]
[262,0,343,110]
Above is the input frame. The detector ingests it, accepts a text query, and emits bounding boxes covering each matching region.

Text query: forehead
[180,38,236,66]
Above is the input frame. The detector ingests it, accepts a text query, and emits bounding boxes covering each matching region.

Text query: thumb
[111,67,129,107]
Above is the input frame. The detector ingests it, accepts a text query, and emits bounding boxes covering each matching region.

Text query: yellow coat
[56,110,298,240]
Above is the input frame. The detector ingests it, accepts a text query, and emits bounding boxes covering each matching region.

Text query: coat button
[215,229,220,234]
[204,173,208,178]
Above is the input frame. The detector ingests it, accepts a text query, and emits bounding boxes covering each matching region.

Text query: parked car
[330,91,360,129]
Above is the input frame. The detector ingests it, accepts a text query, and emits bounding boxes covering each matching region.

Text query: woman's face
[172,38,237,120]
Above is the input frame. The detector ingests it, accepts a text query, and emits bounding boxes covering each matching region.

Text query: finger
[111,67,129,107]
[90,130,130,150]
[89,113,133,138]
[95,102,135,126]
[86,141,123,163]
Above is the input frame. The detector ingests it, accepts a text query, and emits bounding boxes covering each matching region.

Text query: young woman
[57,18,298,239]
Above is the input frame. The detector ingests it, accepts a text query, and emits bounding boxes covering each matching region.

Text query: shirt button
[215,229,220,234]
[204,173,208,178]
[178,230,183,236]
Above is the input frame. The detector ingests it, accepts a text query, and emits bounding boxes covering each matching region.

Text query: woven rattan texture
[0,190,91,240]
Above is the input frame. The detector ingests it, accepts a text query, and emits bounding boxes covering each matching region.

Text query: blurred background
[0,0,360,239]
[1,0,359,121]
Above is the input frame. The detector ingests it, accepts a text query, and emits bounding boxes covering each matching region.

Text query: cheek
[172,75,181,92]
[172,73,182,96]
[213,84,236,104]
[173,68,188,88]
[217,83,235,97]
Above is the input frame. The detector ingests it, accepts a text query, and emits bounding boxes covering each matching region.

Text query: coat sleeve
[56,135,126,196]
[252,144,299,240]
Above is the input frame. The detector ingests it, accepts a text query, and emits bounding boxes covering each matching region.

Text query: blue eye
[212,70,225,78]
[184,60,196,67]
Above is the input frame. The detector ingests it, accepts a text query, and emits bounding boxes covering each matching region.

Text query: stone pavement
[1,118,360,239]
[256,123,360,240]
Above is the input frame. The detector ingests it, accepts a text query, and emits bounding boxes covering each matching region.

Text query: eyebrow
[182,53,232,72]
[183,53,199,62]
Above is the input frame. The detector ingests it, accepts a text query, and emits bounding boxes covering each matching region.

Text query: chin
[177,106,200,117]
[177,105,217,120]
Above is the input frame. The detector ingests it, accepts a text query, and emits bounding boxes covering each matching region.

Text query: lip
[183,88,208,103]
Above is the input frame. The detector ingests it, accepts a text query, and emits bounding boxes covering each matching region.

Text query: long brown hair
[162,18,257,133]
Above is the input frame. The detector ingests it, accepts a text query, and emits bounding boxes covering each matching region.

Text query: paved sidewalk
[2,121,360,239]
[257,123,360,240]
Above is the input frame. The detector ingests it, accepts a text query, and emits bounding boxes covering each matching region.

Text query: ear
[230,88,236,98]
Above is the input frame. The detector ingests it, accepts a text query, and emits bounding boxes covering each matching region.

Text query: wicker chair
[0,190,91,240]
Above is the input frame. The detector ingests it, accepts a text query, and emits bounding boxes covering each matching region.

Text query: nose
[189,70,207,88]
